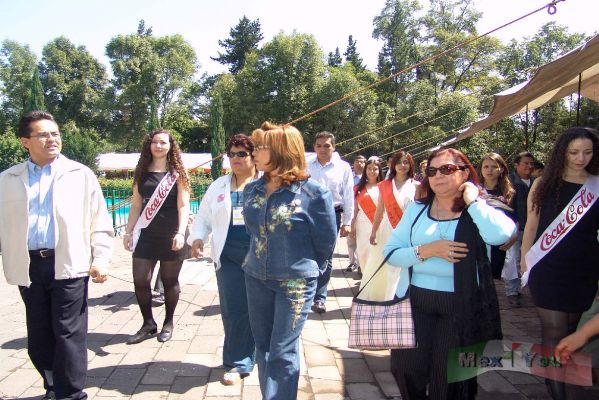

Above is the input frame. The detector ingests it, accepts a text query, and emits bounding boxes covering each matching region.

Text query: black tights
[132,257,183,331]
[537,307,582,400]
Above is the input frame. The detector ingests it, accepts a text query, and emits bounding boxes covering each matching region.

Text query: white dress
[355,186,379,269]
[358,178,418,301]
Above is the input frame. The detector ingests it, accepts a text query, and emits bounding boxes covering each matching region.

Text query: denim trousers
[314,209,342,303]
[216,239,255,373]
[245,273,317,400]
[502,230,523,296]
[19,256,89,400]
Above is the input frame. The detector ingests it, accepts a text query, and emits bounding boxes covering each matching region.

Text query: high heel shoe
[157,327,172,342]
[126,327,158,345]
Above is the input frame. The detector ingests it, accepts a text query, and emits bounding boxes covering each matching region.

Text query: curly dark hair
[417,148,479,212]
[133,129,190,193]
[226,133,254,154]
[532,127,599,211]
[355,158,384,198]
[387,150,415,180]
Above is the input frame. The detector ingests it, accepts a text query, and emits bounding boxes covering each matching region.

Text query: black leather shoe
[126,327,158,345]
[41,389,56,400]
[311,301,326,314]
[157,328,172,342]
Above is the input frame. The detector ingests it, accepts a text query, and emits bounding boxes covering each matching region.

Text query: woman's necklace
[435,199,458,240]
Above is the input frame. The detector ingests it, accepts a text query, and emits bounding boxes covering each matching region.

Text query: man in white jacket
[0,111,114,400]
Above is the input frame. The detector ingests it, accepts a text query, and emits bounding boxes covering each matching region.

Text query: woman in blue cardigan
[383,148,516,400]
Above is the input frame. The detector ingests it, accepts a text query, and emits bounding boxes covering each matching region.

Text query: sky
[0,0,597,76]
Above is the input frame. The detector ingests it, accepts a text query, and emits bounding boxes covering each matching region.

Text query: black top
[529,180,599,312]
[133,172,183,261]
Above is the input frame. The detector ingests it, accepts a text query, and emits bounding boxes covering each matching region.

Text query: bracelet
[175,232,185,237]
[414,245,424,262]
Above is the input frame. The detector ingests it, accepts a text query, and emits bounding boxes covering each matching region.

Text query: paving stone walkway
[0,237,597,399]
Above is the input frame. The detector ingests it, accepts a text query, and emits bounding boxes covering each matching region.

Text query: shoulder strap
[355,248,398,297]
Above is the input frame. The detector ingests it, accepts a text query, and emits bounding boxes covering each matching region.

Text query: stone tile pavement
[0,237,597,399]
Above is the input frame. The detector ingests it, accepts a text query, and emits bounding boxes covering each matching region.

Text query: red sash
[378,180,403,228]
[355,186,377,224]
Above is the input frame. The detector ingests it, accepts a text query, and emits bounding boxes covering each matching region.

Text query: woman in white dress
[359,150,419,301]
[351,157,384,275]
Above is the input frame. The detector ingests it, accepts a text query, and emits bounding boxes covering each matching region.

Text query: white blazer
[187,174,235,269]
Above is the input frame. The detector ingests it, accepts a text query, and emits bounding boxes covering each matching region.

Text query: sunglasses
[227,151,250,158]
[425,164,466,177]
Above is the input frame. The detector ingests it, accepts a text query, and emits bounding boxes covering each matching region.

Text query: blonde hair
[251,121,309,185]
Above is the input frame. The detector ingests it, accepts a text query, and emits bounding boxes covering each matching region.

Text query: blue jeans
[245,274,317,400]
[314,209,342,303]
[216,239,255,373]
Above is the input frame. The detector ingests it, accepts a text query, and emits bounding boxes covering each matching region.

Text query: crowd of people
[1,110,598,400]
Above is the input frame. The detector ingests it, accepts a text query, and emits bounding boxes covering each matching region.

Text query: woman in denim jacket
[243,121,337,400]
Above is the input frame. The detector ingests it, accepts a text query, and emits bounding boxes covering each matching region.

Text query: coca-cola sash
[522,175,599,286]
[355,186,377,224]
[131,171,179,251]
[378,179,403,228]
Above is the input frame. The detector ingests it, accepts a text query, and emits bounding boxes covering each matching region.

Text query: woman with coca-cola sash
[350,156,384,277]
[521,127,599,400]
[123,129,191,345]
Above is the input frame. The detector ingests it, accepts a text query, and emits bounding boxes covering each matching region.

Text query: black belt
[29,249,55,258]
[334,205,343,213]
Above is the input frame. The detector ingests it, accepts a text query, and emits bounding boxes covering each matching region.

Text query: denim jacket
[242,177,337,280]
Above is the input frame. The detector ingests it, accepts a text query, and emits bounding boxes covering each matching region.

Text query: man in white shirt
[0,111,113,400]
[308,131,354,313]
[345,155,365,274]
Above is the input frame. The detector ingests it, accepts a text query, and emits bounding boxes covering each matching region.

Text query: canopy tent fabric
[443,33,599,146]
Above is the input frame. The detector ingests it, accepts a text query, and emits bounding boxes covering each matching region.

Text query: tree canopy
[0,2,596,173]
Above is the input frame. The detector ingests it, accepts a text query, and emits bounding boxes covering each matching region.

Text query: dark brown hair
[477,152,515,205]
[226,133,254,153]
[355,158,384,198]
[133,129,190,193]
[387,150,415,180]
[532,127,599,211]
[18,110,55,138]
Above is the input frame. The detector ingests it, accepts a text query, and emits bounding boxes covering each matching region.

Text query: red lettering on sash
[539,188,594,252]
[378,180,403,229]
[144,174,178,220]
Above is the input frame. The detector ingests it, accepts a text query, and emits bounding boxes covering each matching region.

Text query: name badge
[232,206,245,226]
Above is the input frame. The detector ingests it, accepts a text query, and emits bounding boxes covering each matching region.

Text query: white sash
[130,171,179,252]
[522,175,599,286]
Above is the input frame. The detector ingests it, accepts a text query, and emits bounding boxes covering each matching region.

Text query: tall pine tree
[327,47,342,67]
[210,95,225,180]
[344,35,365,71]
[212,16,263,74]
[27,66,45,112]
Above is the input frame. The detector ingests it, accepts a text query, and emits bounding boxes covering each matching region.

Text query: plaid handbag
[348,248,416,350]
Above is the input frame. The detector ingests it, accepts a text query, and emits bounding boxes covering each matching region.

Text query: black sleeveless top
[133,172,183,261]
[529,180,599,312]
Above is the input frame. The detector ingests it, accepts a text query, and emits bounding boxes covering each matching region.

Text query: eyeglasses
[227,151,249,158]
[254,145,270,151]
[425,164,466,177]
[28,131,61,140]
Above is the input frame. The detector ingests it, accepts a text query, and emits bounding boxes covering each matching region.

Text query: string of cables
[187,0,565,170]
